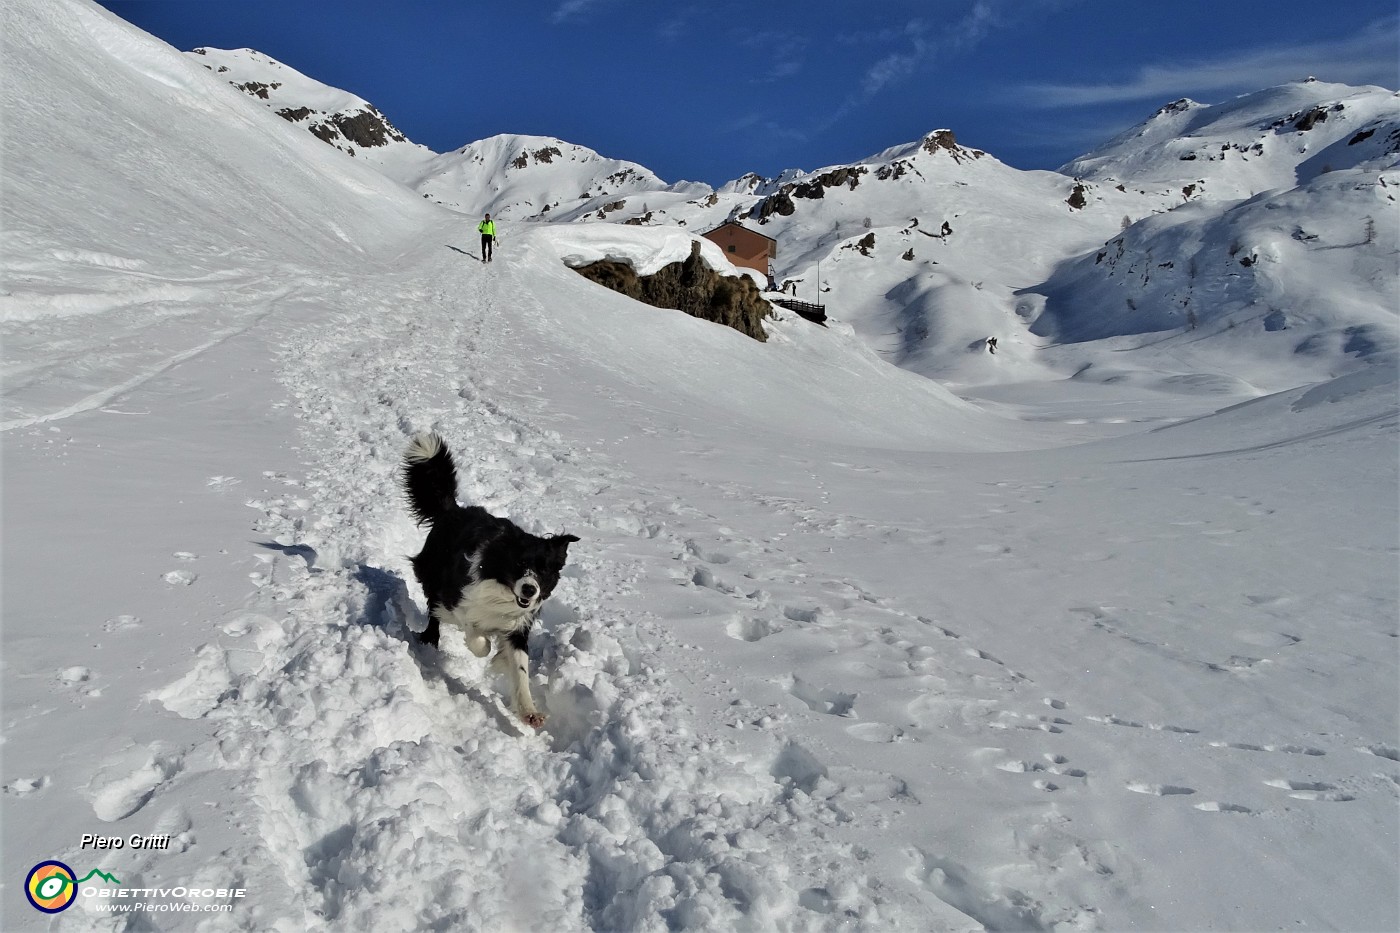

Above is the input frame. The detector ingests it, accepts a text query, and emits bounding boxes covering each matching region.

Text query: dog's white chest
[441,580,533,635]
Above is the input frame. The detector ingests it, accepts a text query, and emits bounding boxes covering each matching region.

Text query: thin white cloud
[550,0,608,25]
[855,1,1075,99]
[946,0,1000,51]
[861,20,930,96]
[657,13,692,42]
[719,111,812,146]
[1025,18,1399,107]
[766,58,804,81]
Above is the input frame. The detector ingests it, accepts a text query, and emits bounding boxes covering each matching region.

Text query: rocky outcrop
[329,107,406,149]
[511,146,563,169]
[234,80,279,100]
[749,189,796,223]
[743,130,985,225]
[572,242,772,341]
[245,92,406,155]
[921,129,985,164]
[795,166,867,197]
[842,232,875,256]
[1276,103,1344,133]
[745,166,867,223]
[592,200,627,219]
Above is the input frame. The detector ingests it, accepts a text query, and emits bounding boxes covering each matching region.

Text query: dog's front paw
[520,711,546,730]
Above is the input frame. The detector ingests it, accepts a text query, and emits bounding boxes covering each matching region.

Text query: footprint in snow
[725,615,777,642]
[1126,781,1196,796]
[690,566,740,595]
[88,750,180,822]
[916,616,960,639]
[162,569,198,586]
[103,615,142,633]
[784,674,856,717]
[990,710,1069,733]
[1209,741,1325,756]
[846,722,911,744]
[1263,779,1354,802]
[684,538,732,564]
[1088,714,1198,734]
[1193,801,1253,814]
[1359,744,1399,762]
[4,776,50,797]
[997,754,1086,790]
[770,741,828,794]
[57,666,92,685]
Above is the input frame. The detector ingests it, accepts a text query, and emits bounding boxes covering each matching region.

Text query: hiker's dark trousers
[481,235,493,260]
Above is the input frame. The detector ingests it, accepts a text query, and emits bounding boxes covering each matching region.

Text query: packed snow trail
[132,229,956,930]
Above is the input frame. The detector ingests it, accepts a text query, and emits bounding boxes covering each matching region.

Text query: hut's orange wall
[701,225,775,274]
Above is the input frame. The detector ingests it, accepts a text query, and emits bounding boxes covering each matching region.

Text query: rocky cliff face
[572,242,772,341]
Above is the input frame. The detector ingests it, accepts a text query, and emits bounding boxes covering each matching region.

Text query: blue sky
[99,1,1398,185]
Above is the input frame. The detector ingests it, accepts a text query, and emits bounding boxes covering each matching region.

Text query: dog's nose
[521,583,537,599]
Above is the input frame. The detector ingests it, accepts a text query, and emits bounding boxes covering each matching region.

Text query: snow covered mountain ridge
[196,44,1399,220]
[188,47,699,222]
[1062,77,1400,200]
[196,44,1398,396]
[194,41,1400,395]
[189,47,428,165]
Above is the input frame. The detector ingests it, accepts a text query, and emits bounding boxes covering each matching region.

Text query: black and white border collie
[402,432,578,729]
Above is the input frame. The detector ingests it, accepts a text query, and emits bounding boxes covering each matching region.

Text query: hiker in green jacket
[478,213,496,263]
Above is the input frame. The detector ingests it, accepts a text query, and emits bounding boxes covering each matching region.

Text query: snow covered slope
[1028,83,1400,392]
[1028,165,1399,390]
[1061,79,1400,200]
[1,1,441,432]
[186,47,433,172]
[3,3,1398,932]
[408,133,706,222]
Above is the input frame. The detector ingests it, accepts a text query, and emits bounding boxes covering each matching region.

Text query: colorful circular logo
[26,860,77,913]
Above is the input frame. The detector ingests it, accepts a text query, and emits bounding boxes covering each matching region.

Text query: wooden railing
[770,298,827,326]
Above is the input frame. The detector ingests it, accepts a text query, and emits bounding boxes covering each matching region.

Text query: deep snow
[3,2,1398,932]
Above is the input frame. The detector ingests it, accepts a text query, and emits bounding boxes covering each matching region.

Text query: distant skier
[478,213,496,263]
[986,336,998,355]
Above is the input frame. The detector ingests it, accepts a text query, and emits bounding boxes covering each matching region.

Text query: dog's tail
[402,432,459,526]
